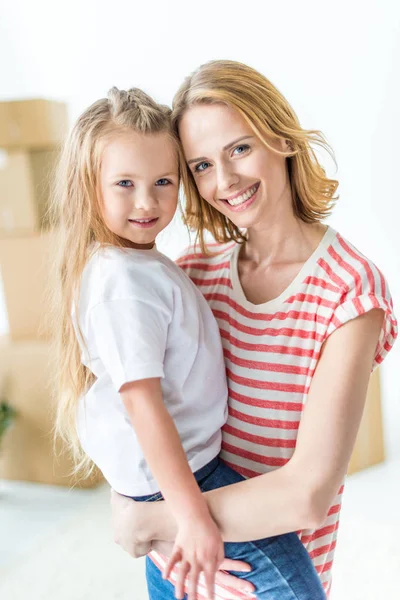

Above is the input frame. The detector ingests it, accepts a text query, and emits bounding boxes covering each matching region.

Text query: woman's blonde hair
[49,87,181,478]
[172,60,339,252]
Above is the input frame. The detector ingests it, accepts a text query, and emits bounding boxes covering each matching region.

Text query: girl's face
[179,103,292,231]
[100,131,179,248]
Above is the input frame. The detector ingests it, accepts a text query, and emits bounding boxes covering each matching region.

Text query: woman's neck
[243,212,327,268]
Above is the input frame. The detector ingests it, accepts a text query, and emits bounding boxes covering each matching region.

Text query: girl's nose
[134,191,158,211]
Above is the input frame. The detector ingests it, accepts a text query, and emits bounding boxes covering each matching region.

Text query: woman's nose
[216,163,240,195]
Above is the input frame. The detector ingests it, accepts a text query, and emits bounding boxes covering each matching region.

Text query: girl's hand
[163,514,224,600]
[111,490,256,596]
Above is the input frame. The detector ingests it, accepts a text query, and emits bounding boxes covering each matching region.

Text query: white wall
[1,0,399,455]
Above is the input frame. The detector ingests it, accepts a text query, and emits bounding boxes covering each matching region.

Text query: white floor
[1,459,399,600]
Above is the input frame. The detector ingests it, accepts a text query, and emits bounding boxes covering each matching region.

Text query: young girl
[52,87,326,600]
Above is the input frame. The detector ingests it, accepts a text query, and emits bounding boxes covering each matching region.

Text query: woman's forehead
[179,103,253,154]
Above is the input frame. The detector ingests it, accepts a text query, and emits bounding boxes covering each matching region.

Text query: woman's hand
[110,489,255,596]
[111,489,157,557]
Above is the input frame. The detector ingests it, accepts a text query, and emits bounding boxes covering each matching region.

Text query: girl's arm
[120,378,224,599]
[122,308,384,544]
[120,378,211,522]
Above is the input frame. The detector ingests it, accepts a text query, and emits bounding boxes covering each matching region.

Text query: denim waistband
[127,456,220,501]
[193,456,219,483]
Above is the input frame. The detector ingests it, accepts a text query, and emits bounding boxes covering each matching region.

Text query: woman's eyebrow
[187,135,255,165]
[222,135,254,151]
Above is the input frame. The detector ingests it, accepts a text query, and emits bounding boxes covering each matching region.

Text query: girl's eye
[232,144,250,156]
[117,180,133,187]
[194,161,211,173]
[155,178,171,186]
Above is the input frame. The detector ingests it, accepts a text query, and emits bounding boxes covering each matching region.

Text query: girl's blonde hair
[50,87,181,477]
[172,60,339,253]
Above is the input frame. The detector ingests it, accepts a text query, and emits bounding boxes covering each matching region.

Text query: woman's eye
[117,180,133,187]
[232,144,250,156]
[155,178,171,186]
[194,161,210,173]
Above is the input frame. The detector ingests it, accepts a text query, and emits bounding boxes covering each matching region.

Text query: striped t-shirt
[151,226,397,598]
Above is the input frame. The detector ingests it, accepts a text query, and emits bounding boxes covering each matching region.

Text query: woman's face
[179,103,292,231]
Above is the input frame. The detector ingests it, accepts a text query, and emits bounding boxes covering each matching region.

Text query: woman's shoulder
[321,229,398,366]
[320,228,391,300]
[176,240,237,275]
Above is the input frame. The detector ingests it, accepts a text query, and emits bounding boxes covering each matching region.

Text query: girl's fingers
[163,547,182,581]
[203,564,217,600]
[175,560,190,600]
[187,566,200,600]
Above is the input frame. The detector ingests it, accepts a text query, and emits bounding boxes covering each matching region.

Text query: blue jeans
[133,457,326,599]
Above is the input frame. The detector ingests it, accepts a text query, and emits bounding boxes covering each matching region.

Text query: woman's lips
[222,182,260,212]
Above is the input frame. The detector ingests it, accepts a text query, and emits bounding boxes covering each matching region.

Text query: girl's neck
[117,235,155,251]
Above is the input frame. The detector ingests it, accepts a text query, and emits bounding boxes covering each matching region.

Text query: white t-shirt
[73,245,228,496]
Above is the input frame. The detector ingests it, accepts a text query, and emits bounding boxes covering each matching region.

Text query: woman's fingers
[219,558,252,573]
[215,570,255,596]
[175,560,191,600]
[165,556,253,598]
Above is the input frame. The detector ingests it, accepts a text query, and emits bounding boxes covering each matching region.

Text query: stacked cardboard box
[0,339,101,487]
[0,99,102,487]
[0,100,67,237]
[348,368,385,475]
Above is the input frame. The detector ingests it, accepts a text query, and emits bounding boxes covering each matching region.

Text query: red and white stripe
[150,230,397,598]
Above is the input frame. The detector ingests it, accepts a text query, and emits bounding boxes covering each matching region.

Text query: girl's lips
[128,217,159,229]
[222,183,260,212]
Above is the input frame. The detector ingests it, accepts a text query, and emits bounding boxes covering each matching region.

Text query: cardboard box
[348,368,384,475]
[0,148,59,235]
[0,339,103,487]
[0,99,68,149]
[0,231,55,340]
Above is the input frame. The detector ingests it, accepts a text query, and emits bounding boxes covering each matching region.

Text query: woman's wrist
[149,500,177,543]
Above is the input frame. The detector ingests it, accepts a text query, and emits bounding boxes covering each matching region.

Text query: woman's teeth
[226,184,258,206]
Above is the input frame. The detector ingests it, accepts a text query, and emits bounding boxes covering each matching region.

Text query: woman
[111,60,397,598]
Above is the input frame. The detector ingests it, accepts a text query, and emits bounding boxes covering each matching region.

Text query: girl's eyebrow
[110,171,178,180]
[187,135,255,165]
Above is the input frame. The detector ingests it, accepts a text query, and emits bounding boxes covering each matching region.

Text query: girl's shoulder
[81,245,172,307]
[86,244,166,276]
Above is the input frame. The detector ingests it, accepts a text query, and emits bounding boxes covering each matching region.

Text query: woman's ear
[285,139,294,152]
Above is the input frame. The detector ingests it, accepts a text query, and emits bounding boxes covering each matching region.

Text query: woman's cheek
[197,177,213,205]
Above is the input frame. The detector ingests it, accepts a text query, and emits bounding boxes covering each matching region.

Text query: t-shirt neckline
[229,225,337,312]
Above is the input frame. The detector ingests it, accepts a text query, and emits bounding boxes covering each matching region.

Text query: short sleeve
[327,291,398,370]
[88,297,171,391]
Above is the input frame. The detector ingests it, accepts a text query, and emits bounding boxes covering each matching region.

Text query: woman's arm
[143,308,384,543]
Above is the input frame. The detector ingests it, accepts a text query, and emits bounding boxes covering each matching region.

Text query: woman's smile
[221,182,260,211]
